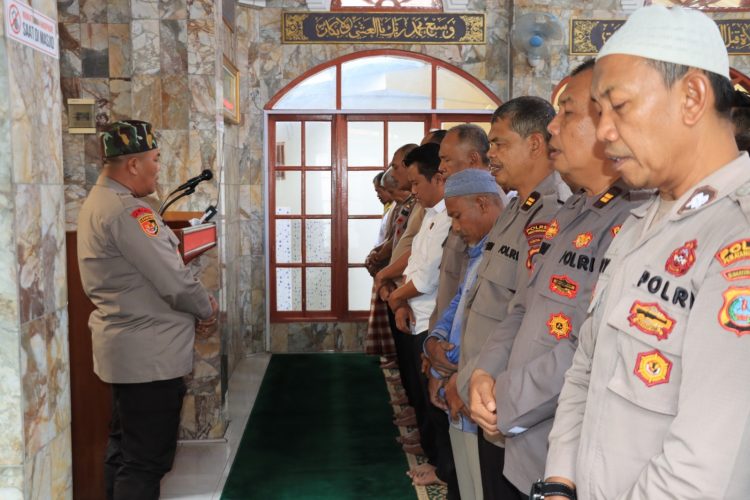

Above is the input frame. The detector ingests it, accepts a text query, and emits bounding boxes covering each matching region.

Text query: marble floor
[161,353,272,500]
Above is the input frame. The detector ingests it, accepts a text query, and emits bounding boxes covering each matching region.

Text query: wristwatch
[530,480,577,500]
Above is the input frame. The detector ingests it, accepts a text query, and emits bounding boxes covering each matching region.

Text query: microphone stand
[159,185,196,216]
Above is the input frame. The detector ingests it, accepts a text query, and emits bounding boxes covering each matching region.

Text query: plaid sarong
[364,283,395,356]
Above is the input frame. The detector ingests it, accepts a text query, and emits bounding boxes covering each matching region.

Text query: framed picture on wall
[646,0,750,11]
[223,57,240,124]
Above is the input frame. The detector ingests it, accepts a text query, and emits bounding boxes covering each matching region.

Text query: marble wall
[57,0,232,440]
[0,1,72,498]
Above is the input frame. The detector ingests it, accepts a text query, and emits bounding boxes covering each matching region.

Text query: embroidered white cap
[596,5,730,80]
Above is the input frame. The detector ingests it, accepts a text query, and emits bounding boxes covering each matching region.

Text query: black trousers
[478,428,526,500]
[105,377,186,500]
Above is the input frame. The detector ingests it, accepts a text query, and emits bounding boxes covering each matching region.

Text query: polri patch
[722,267,750,281]
[549,274,578,299]
[131,207,159,237]
[665,240,697,277]
[678,186,716,214]
[715,239,750,267]
[545,219,559,240]
[634,350,672,387]
[719,287,750,336]
[547,313,572,340]
[610,225,622,238]
[573,232,593,249]
[628,301,675,341]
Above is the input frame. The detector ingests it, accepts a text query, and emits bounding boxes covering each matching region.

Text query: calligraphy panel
[570,19,750,55]
[282,12,485,44]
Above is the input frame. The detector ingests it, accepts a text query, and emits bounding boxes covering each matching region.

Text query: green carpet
[221,353,416,500]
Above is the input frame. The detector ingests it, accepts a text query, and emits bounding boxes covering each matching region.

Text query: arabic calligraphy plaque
[571,18,750,55]
[282,12,485,44]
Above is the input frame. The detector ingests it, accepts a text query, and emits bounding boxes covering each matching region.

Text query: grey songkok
[597,5,729,79]
[444,169,498,198]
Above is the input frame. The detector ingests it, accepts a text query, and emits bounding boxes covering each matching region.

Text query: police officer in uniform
[442,97,571,500]
[77,120,218,500]
[468,60,650,497]
[544,7,750,499]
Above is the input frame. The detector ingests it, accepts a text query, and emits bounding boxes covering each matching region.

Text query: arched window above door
[267,50,500,112]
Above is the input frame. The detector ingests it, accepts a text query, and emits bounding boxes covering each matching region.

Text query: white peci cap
[597,5,730,80]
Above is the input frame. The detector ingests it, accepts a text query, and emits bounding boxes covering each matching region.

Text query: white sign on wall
[4,0,59,59]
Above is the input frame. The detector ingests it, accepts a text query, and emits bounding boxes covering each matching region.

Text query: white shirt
[403,199,452,334]
[376,203,395,245]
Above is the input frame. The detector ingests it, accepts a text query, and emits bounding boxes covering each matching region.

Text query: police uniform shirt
[474,180,648,493]
[429,229,468,331]
[546,154,750,499]
[78,175,213,384]
[455,172,571,404]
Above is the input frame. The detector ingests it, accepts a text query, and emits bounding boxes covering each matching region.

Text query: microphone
[177,169,213,191]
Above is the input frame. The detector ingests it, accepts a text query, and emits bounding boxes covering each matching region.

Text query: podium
[163,211,218,264]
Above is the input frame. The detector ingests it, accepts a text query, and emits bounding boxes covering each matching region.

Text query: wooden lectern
[67,212,217,499]
[162,211,218,264]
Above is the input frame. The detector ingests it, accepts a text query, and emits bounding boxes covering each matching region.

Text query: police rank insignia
[715,239,750,267]
[665,240,697,277]
[678,185,717,214]
[719,287,750,336]
[594,186,622,208]
[545,219,559,240]
[549,275,578,299]
[610,225,622,238]
[521,191,540,211]
[131,207,159,237]
[573,232,593,249]
[547,313,572,340]
[634,350,672,387]
[628,301,675,341]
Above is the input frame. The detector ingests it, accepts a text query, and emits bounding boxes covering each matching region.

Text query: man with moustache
[544,7,750,499]
[78,120,218,499]
[468,59,649,498]
[438,98,571,500]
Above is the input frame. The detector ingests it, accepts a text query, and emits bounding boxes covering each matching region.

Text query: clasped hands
[196,295,219,334]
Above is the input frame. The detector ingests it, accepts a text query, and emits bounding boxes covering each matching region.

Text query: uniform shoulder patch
[722,267,750,282]
[549,275,579,299]
[610,225,622,238]
[594,186,623,208]
[719,287,750,336]
[547,313,572,340]
[665,240,697,277]
[573,232,593,249]
[715,239,750,267]
[131,206,159,237]
[521,191,540,211]
[545,219,559,240]
[627,301,675,341]
[634,350,672,387]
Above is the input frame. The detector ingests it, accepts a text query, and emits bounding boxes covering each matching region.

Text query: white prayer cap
[597,5,729,80]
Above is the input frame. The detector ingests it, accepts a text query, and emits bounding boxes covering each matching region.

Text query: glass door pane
[306,268,332,311]
[388,121,425,161]
[348,219,382,264]
[348,267,373,311]
[440,121,491,135]
[305,171,332,214]
[305,121,332,166]
[275,122,302,166]
[347,121,384,167]
[348,171,386,215]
